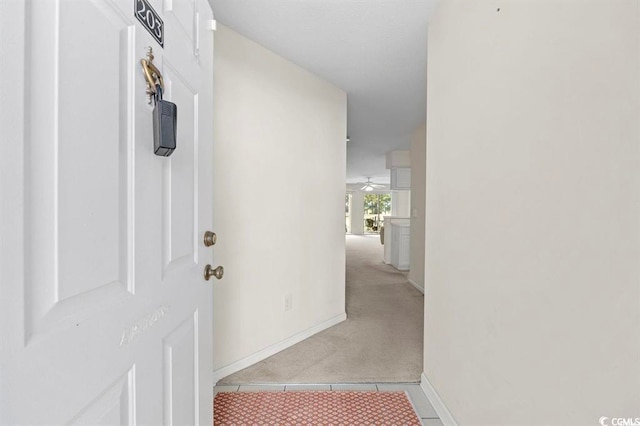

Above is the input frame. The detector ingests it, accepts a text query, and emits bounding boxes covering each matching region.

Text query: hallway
[218,235,424,384]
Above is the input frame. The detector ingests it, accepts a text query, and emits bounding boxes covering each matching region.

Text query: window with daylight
[363,193,391,234]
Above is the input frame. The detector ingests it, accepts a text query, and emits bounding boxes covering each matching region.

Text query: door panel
[57,0,132,302]
[163,312,198,426]
[24,0,135,341]
[68,368,135,426]
[164,0,196,44]
[162,62,199,276]
[0,0,215,424]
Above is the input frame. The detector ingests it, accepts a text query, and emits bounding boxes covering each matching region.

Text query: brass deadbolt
[204,231,217,247]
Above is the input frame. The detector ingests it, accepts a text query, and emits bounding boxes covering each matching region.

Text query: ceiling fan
[361,178,385,192]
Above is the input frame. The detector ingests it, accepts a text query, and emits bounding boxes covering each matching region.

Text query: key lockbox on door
[141,47,178,157]
[153,97,177,157]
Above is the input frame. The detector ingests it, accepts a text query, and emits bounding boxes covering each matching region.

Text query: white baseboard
[408,278,424,294]
[212,313,347,384]
[420,372,458,426]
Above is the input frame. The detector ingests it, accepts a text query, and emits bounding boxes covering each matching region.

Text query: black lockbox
[153,100,177,157]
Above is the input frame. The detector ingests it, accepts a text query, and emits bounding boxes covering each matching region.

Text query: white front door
[0,0,215,424]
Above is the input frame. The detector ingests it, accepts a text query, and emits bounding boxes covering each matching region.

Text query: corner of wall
[408,123,427,290]
[213,313,346,383]
[420,372,458,426]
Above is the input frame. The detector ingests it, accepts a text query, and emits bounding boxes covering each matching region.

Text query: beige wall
[212,25,347,377]
[350,190,365,235]
[424,1,640,424]
[409,123,426,291]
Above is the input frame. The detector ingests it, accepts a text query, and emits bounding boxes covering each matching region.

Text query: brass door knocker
[140,47,164,104]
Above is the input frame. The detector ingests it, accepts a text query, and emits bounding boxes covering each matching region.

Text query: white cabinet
[382,216,411,271]
[391,223,411,271]
[390,167,411,189]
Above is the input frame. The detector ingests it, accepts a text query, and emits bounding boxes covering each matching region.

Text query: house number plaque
[135,0,164,47]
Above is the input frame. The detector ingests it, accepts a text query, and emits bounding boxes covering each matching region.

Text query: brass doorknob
[204,231,217,247]
[204,264,223,280]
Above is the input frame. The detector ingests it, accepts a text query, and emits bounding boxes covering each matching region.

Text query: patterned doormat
[214,391,421,425]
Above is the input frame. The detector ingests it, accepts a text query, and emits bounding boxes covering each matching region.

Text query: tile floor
[214,383,444,426]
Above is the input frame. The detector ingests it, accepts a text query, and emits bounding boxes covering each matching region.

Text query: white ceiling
[209,0,437,184]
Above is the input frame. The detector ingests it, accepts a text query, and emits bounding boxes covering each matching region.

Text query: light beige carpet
[218,235,424,384]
